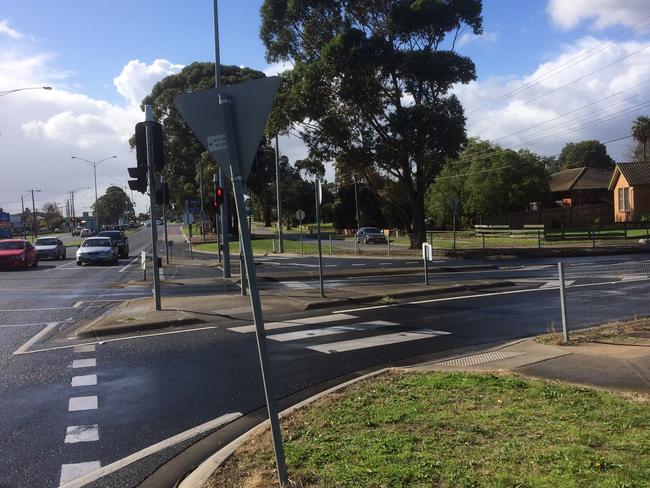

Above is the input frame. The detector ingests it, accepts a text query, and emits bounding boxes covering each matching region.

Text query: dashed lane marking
[57,412,242,488]
[279,281,313,289]
[71,374,97,387]
[12,322,57,355]
[0,322,51,328]
[72,358,96,368]
[307,329,451,354]
[0,306,103,312]
[59,461,102,486]
[351,263,365,266]
[65,425,99,444]
[68,396,98,411]
[44,261,77,273]
[74,344,95,353]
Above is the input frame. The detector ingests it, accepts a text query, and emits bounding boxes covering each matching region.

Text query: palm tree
[631,115,650,162]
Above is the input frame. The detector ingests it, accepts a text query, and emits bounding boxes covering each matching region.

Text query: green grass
[194,238,336,255]
[208,371,650,488]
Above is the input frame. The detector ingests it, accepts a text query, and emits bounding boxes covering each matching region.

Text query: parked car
[0,239,38,269]
[72,227,83,236]
[355,227,387,244]
[97,230,129,258]
[34,237,66,260]
[76,237,118,265]
[79,228,93,238]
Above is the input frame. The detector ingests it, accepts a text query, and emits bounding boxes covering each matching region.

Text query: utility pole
[20,196,26,239]
[29,189,40,238]
[275,134,284,253]
[162,177,169,264]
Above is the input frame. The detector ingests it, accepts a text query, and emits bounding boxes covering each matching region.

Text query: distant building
[549,167,613,207]
[608,162,650,222]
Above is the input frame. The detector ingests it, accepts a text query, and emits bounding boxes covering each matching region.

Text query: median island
[206,371,649,487]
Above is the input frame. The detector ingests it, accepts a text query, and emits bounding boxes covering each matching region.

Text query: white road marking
[72,301,83,308]
[308,329,450,354]
[0,306,102,312]
[12,322,57,355]
[72,358,96,368]
[74,344,95,353]
[378,262,392,265]
[57,412,242,488]
[229,313,357,334]
[59,461,102,486]
[0,322,50,328]
[45,261,77,273]
[405,261,419,264]
[279,280,313,289]
[71,374,97,387]
[268,321,397,342]
[119,257,140,273]
[540,279,574,289]
[65,425,99,444]
[351,263,365,266]
[68,396,98,411]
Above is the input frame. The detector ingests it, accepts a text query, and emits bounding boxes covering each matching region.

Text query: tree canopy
[558,140,614,171]
[261,0,483,247]
[426,139,548,227]
[631,115,650,162]
[94,186,133,226]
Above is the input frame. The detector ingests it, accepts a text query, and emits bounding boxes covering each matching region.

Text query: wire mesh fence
[561,261,650,334]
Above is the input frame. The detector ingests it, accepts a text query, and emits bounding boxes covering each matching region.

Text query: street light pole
[352,175,360,231]
[71,155,117,231]
[0,86,52,97]
[275,135,284,253]
[20,196,26,239]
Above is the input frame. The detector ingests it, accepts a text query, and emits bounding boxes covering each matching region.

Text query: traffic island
[203,369,650,488]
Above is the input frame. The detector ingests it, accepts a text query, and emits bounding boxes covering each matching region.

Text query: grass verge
[207,371,650,488]
[538,318,650,346]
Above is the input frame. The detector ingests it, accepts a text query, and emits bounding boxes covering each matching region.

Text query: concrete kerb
[176,337,563,488]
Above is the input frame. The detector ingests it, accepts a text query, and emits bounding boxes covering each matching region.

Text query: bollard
[329,234,332,255]
[558,262,569,342]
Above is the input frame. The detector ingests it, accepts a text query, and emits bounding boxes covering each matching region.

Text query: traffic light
[133,121,165,171]
[214,186,224,209]
[127,162,148,193]
[128,123,149,193]
[155,182,170,206]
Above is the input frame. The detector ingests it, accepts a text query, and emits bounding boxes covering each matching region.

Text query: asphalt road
[1,229,648,488]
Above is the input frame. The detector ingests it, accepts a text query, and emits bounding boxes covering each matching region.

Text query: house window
[618,187,630,212]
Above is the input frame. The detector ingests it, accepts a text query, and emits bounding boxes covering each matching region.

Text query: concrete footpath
[172,337,650,488]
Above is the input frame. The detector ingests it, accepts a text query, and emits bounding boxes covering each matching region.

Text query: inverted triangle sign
[173,76,281,179]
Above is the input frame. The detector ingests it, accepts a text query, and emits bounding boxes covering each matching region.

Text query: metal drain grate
[436,350,526,367]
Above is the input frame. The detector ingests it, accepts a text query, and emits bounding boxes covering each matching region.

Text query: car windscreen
[35,238,58,246]
[81,239,112,248]
[365,228,381,233]
[97,232,123,240]
[0,242,25,250]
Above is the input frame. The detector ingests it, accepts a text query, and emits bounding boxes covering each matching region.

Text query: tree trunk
[409,193,426,249]
[264,206,272,227]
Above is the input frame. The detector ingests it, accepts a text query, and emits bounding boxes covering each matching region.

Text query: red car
[0,239,38,269]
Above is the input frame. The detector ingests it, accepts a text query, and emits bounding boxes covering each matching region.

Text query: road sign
[449,196,460,212]
[295,209,305,221]
[141,250,146,270]
[186,198,201,214]
[173,76,281,179]
[182,213,195,225]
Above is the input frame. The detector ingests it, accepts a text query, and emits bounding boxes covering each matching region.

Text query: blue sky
[2,0,650,214]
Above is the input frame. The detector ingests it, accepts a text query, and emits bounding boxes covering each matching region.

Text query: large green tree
[426,139,548,226]
[558,140,614,171]
[261,0,482,247]
[94,186,133,226]
[631,115,650,162]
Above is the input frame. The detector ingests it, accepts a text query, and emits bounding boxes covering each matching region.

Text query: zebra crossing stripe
[228,313,357,334]
[267,320,397,342]
[307,329,451,354]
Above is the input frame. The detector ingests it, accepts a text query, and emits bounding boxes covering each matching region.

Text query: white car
[34,237,66,260]
[76,237,118,265]
[80,228,93,238]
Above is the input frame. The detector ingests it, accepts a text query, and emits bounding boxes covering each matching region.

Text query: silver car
[355,227,387,244]
[76,237,118,265]
[34,237,66,260]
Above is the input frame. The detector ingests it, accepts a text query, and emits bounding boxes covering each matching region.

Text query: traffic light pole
[162,176,169,264]
[212,173,222,263]
[145,105,162,311]
[275,134,284,253]
[219,167,231,277]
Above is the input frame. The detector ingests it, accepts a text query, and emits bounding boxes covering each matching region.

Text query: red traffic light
[214,187,224,208]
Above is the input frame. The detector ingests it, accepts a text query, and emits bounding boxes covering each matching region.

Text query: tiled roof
[609,162,650,189]
[550,167,612,192]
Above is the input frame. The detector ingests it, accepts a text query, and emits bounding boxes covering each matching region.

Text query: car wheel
[364,237,369,244]
[76,260,82,266]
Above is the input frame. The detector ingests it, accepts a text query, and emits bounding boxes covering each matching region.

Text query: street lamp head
[43,86,52,90]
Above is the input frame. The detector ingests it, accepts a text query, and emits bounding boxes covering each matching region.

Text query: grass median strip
[207,371,649,488]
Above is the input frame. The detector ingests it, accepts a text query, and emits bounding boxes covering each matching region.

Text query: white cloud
[113,58,184,106]
[548,0,649,30]
[0,44,181,215]
[454,36,650,161]
[457,31,497,48]
[0,19,23,40]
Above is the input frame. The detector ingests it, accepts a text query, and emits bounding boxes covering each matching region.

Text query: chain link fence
[559,261,650,336]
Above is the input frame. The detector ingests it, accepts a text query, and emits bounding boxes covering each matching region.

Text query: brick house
[608,162,650,222]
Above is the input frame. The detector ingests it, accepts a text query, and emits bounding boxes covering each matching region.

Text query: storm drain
[436,350,526,367]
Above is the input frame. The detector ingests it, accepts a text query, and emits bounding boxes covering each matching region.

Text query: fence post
[558,262,569,342]
[354,238,358,255]
[537,229,541,249]
[429,231,433,247]
[329,234,332,255]
[561,224,565,239]
[592,226,596,249]
[646,220,649,236]
[482,233,485,249]
[624,221,628,238]
[387,233,391,256]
